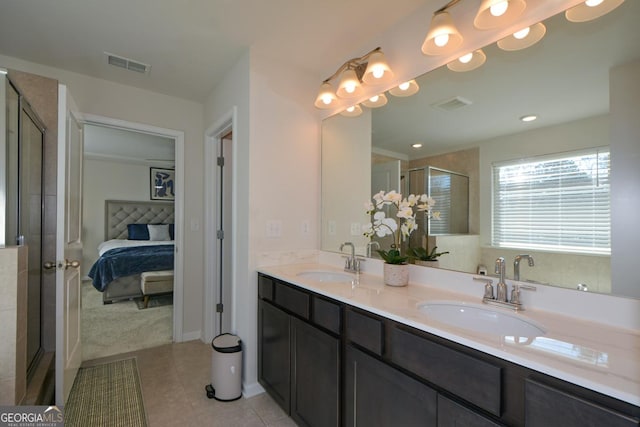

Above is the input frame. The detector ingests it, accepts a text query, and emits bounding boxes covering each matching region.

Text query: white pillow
[148,224,171,241]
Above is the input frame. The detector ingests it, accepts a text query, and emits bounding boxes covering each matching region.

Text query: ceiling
[370,1,640,157]
[0,0,429,102]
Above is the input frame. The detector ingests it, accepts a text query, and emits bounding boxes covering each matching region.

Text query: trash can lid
[212,333,242,353]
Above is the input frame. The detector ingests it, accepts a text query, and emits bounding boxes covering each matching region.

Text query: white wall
[81,158,151,277]
[322,111,372,254]
[0,53,205,337]
[610,59,640,298]
[203,49,320,395]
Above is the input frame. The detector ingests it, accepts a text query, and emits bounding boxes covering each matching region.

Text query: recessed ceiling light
[520,115,537,122]
[411,143,423,148]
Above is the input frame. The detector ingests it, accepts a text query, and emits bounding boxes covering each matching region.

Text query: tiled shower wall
[0,246,27,404]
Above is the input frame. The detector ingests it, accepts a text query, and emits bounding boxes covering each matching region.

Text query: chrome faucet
[514,254,535,281]
[366,241,380,257]
[340,242,362,273]
[494,257,508,302]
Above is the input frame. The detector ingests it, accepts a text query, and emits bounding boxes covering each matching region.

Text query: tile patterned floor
[83,341,297,427]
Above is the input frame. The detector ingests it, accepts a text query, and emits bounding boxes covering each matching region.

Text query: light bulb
[585,0,604,6]
[369,95,380,102]
[513,27,530,39]
[346,106,356,113]
[399,82,411,91]
[459,53,473,64]
[321,94,333,105]
[434,33,450,47]
[490,1,509,17]
[411,143,423,148]
[372,66,385,79]
[345,82,356,94]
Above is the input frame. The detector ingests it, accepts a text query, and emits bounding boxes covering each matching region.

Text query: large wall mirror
[321,1,640,298]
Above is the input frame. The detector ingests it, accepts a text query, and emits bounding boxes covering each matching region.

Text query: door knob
[43,261,57,270]
[65,259,80,269]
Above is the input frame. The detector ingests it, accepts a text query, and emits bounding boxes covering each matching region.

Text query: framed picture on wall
[150,167,175,200]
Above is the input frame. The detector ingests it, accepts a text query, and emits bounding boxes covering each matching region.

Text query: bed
[88,200,175,304]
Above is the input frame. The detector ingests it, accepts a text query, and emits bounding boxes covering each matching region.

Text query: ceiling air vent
[105,52,151,74]
[432,96,472,111]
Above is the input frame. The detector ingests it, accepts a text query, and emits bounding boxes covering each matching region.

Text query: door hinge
[216,303,224,313]
[217,230,224,240]
[217,156,225,167]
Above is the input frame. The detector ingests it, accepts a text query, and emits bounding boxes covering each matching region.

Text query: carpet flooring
[82,281,172,361]
[65,358,147,427]
[134,294,173,310]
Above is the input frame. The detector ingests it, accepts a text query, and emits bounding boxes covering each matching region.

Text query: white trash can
[205,333,242,401]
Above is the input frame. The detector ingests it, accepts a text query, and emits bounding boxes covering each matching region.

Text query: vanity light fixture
[497,22,546,51]
[520,114,537,122]
[314,47,394,109]
[314,82,338,109]
[362,93,388,108]
[340,104,363,117]
[388,80,420,97]
[446,49,487,72]
[421,1,464,56]
[565,0,624,22]
[474,0,527,30]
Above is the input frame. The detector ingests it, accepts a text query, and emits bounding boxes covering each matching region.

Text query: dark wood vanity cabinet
[257,299,291,412]
[524,378,640,427]
[258,275,341,427]
[344,344,437,426]
[258,274,640,427]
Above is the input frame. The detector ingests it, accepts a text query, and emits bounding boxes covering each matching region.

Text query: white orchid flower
[364,201,375,213]
[432,211,441,220]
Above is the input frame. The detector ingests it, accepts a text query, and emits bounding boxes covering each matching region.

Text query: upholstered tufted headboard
[105,200,175,240]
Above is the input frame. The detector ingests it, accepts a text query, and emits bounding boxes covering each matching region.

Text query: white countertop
[257,262,640,407]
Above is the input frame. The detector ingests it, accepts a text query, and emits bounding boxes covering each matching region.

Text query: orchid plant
[363,190,438,264]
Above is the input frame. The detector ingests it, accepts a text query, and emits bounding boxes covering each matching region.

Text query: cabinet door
[258,300,291,412]
[438,395,503,427]
[291,317,340,427]
[525,379,639,427]
[344,345,437,427]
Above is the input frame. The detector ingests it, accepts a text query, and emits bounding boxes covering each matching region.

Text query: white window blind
[492,148,610,254]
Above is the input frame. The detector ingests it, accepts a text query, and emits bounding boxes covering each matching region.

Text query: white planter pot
[383,263,409,287]
[415,260,439,268]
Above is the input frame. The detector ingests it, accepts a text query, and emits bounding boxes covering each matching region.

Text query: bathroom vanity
[257,264,640,427]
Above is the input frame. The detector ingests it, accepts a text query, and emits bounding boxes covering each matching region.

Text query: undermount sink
[296,270,354,283]
[417,301,546,338]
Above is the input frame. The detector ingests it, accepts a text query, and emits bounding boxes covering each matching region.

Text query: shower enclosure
[2,75,46,380]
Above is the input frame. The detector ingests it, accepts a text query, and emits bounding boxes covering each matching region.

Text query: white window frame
[491,147,610,255]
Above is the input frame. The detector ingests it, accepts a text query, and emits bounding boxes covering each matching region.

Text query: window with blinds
[492,148,610,254]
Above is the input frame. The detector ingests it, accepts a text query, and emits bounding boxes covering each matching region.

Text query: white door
[55,85,83,407]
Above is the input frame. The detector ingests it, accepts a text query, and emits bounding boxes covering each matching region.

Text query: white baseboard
[179,330,202,342]
[242,382,265,398]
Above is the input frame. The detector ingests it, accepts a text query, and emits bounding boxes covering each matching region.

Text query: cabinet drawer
[345,308,384,356]
[525,379,640,427]
[274,282,310,320]
[438,395,503,427]
[258,275,274,301]
[390,326,502,416]
[313,296,341,335]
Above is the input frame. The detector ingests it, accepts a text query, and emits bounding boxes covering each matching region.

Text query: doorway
[81,115,185,354]
[204,108,236,341]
